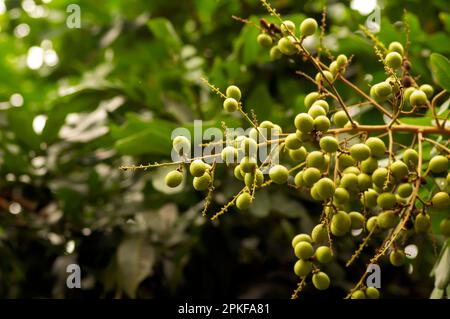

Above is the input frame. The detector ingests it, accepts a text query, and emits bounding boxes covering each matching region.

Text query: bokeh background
[0,0,449,298]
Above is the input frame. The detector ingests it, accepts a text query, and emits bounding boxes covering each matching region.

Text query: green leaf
[246,84,273,120]
[430,53,450,91]
[117,234,155,298]
[7,109,41,151]
[148,18,182,51]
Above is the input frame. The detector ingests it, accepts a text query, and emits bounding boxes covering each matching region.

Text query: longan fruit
[300,18,318,37]
[236,192,253,210]
[294,259,313,277]
[312,272,330,290]
[165,170,183,188]
[350,143,371,161]
[193,173,211,191]
[294,241,314,260]
[365,137,386,158]
[226,85,242,101]
[315,246,333,264]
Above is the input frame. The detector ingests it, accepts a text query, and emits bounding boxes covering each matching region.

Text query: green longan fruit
[350,143,371,161]
[414,213,431,233]
[320,136,339,153]
[431,192,450,209]
[402,149,418,168]
[236,192,252,210]
[233,135,246,149]
[351,290,366,299]
[278,36,296,55]
[397,183,413,198]
[294,113,314,133]
[314,115,331,132]
[389,250,405,267]
[429,155,449,174]
[373,82,392,97]
[377,211,398,229]
[385,52,402,69]
[343,166,360,175]
[302,167,321,187]
[312,272,330,290]
[257,33,273,47]
[189,159,208,177]
[315,71,334,84]
[315,246,332,264]
[377,193,397,209]
[390,161,409,180]
[221,146,238,165]
[294,171,304,187]
[172,136,191,154]
[226,85,241,101]
[310,185,322,201]
[289,146,308,162]
[285,133,302,150]
[241,137,258,156]
[311,224,328,243]
[333,110,349,127]
[294,241,314,260]
[306,151,326,170]
[223,97,239,112]
[313,100,330,112]
[294,259,313,277]
[365,137,386,158]
[338,154,355,169]
[193,173,211,191]
[240,156,257,173]
[336,54,347,67]
[366,216,379,233]
[165,170,183,188]
[292,234,313,248]
[403,87,415,103]
[300,18,318,37]
[269,165,289,184]
[281,20,296,35]
[372,167,389,188]
[361,157,378,174]
[419,84,434,99]
[296,130,312,143]
[358,173,372,191]
[244,169,264,188]
[316,177,336,199]
[329,61,339,76]
[365,287,380,299]
[409,89,428,106]
[331,211,351,236]
[304,92,320,109]
[349,211,365,229]
[333,187,350,205]
[440,218,450,237]
[362,189,379,209]
[447,172,450,185]
[339,173,359,193]
[234,165,244,181]
[270,45,282,60]
[308,105,327,119]
[388,41,404,55]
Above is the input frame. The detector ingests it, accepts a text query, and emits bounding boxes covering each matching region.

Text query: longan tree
[121,1,450,299]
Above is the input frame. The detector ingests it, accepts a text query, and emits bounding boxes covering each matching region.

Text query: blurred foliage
[0,0,449,298]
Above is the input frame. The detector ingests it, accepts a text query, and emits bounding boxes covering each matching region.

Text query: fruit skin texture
[285,133,302,150]
[313,116,330,132]
[372,167,388,188]
[294,113,314,133]
[302,167,321,187]
[388,41,404,55]
[172,136,191,154]
[409,89,428,106]
[366,216,379,233]
[333,187,350,205]
[269,165,289,184]
[336,54,347,67]
[300,18,318,37]
[165,170,183,188]
[377,193,397,209]
[351,290,366,299]
[226,85,241,101]
[420,84,434,99]
[390,161,409,180]
[397,183,413,198]
[365,287,380,299]
[373,82,392,97]
[257,33,273,47]
[270,46,282,60]
[385,52,402,69]
[316,177,335,199]
[236,192,252,210]
[221,146,238,164]
[315,246,332,264]
[339,173,359,192]
[244,170,264,188]
[281,20,296,35]
[403,149,418,167]
[440,219,450,237]
[193,173,211,191]
[390,250,405,267]
[378,211,398,229]
[223,97,238,112]
[362,189,379,209]
[333,110,349,127]
[429,155,449,174]
[320,136,339,153]
[189,159,208,177]
[350,143,371,161]
[312,272,330,290]
[278,36,296,55]
[308,105,326,119]
[304,92,320,108]
[289,146,307,162]
[431,192,450,209]
[294,241,314,260]
[365,137,386,158]
[361,157,378,174]
[414,213,431,233]
[349,212,365,229]
[294,260,312,277]
[311,224,328,243]
[240,156,257,173]
[292,234,312,248]
[331,211,351,236]
[306,151,326,169]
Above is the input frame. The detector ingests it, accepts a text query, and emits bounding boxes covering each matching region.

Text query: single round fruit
[414,213,431,233]
[313,100,330,112]
[244,170,264,188]
[440,218,450,237]
[331,211,351,236]
[320,136,339,153]
[281,20,296,35]
[388,41,404,55]
[365,287,380,299]
[403,149,418,167]
[362,189,379,209]
[270,45,282,60]
[312,272,330,290]
[314,115,331,132]
[431,192,450,209]
[269,165,289,184]
[372,167,388,188]
[365,137,386,158]
[409,89,428,106]
[294,171,304,187]
[189,159,208,177]
[294,241,314,260]
[304,92,320,109]
[306,151,326,169]
[240,156,257,173]
[300,18,318,37]
[308,104,327,119]
[223,97,238,112]
[378,211,398,229]
[294,113,314,133]
[366,216,379,233]
[292,234,313,248]
[333,110,349,127]
[361,157,378,174]
[385,52,402,69]
[419,84,434,99]
[316,177,336,199]
[302,167,321,187]
[315,71,334,84]
[336,54,347,67]
[289,146,308,162]
[193,173,211,191]
[404,87,415,103]
[349,211,365,229]
[373,82,392,97]
[278,36,296,55]
[294,260,313,277]
[377,193,397,209]
[315,246,332,264]
[390,161,409,180]
[333,187,350,205]
[311,224,328,243]
[236,192,252,210]
[389,250,405,267]
[329,61,338,76]
[350,143,371,161]
[339,173,359,192]
[343,166,360,175]
[172,136,191,154]
[241,137,258,156]
[397,183,413,198]
[338,154,355,169]
[234,165,244,181]
[226,85,241,101]
[429,155,448,174]
[221,146,238,165]
[351,290,366,299]
[165,170,183,188]
[285,133,302,150]
[257,33,273,47]
[358,173,372,191]
[296,130,312,142]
